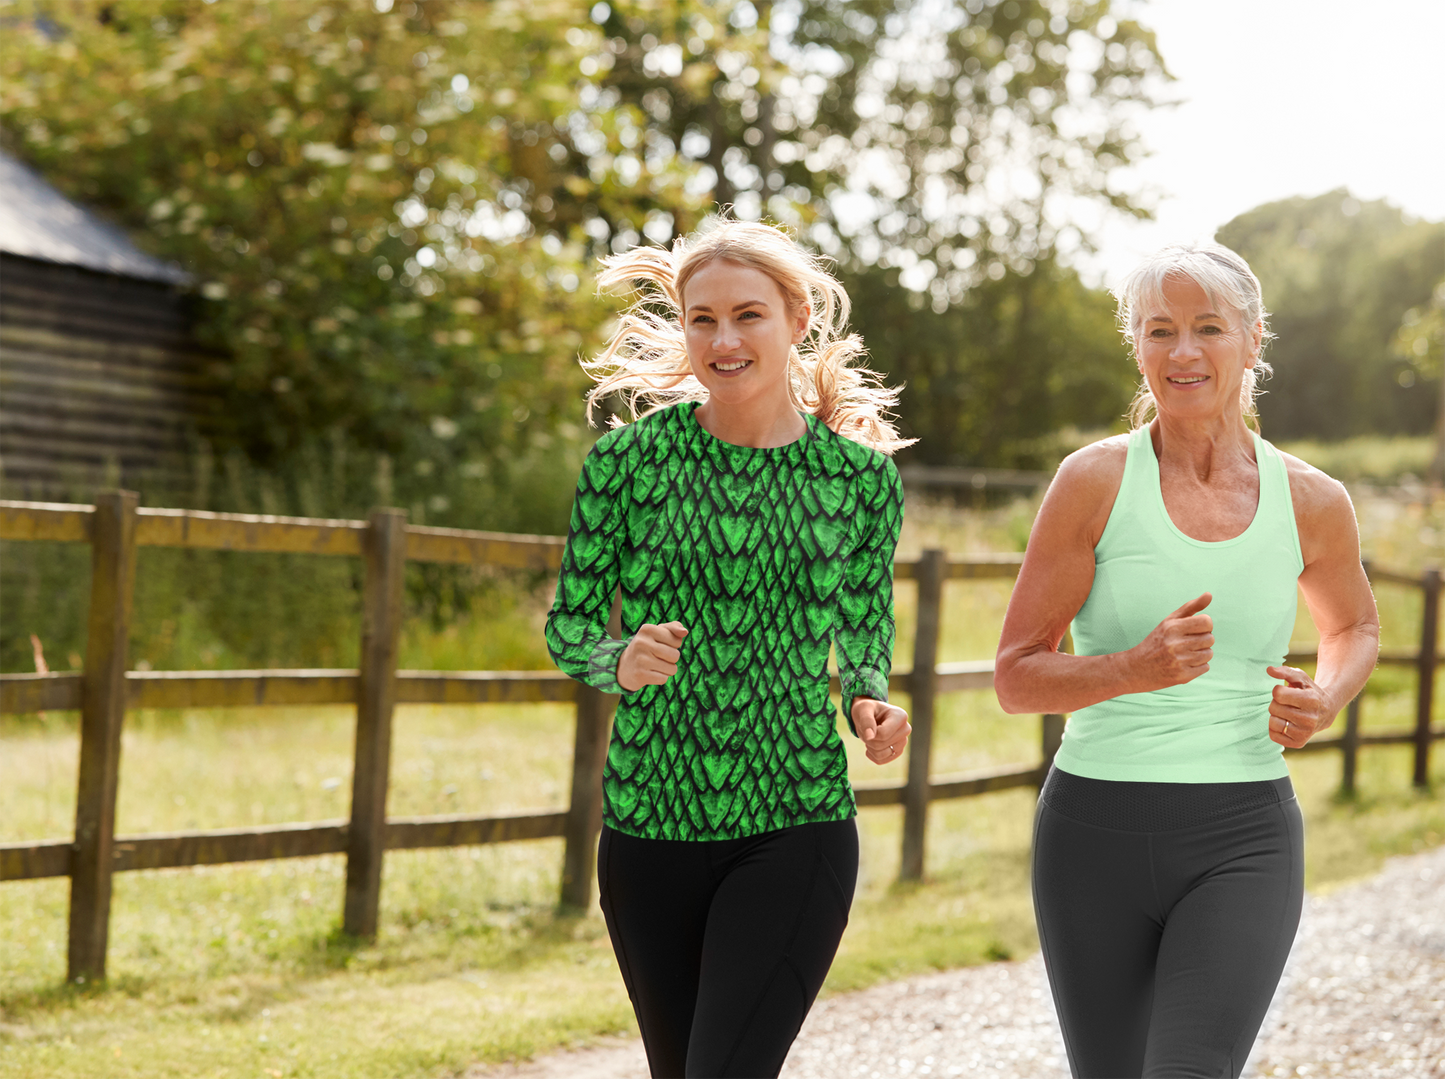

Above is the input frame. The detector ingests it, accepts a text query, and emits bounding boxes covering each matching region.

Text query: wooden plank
[1368,565,1427,588]
[111,822,349,871]
[901,548,944,881]
[344,509,407,938]
[929,764,1042,800]
[935,661,996,692]
[853,764,1043,807]
[386,811,568,850]
[851,781,905,807]
[1287,730,1442,754]
[897,465,1052,492]
[0,501,93,542]
[394,670,577,705]
[3,670,586,714]
[128,670,359,709]
[405,525,566,571]
[947,555,1024,580]
[0,324,215,376]
[134,508,367,556]
[69,490,137,982]
[892,554,1026,581]
[0,672,83,712]
[0,841,72,881]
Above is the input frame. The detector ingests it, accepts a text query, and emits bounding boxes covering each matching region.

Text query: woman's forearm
[995,647,1146,715]
[1311,622,1381,719]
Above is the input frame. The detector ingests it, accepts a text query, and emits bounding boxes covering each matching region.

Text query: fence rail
[1,496,1439,983]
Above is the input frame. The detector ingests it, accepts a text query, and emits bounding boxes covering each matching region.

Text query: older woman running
[995,242,1379,1078]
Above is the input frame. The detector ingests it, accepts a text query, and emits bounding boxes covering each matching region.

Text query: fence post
[68,489,139,983]
[560,591,622,910]
[901,548,944,882]
[1414,567,1440,790]
[560,685,613,910]
[1341,693,1362,796]
[343,508,407,937]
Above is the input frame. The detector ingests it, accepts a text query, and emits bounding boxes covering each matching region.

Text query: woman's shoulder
[1053,433,1132,496]
[815,418,901,488]
[1034,433,1133,546]
[1271,445,1355,535]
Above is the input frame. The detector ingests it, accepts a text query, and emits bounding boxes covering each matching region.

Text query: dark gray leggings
[1032,767,1304,1079]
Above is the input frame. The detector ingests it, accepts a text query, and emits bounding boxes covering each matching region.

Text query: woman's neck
[694,395,807,448]
[1150,414,1256,481]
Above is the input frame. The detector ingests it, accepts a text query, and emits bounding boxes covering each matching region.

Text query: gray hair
[1115,242,1274,429]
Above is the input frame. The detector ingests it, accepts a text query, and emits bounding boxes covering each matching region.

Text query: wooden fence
[0,494,1439,983]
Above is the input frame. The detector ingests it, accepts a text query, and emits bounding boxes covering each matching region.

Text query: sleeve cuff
[586,635,634,695]
[842,665,890,736]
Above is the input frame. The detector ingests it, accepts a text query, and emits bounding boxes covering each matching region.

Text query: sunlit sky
[1084,0,1445,288]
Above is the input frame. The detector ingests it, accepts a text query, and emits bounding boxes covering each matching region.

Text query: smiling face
[682,258,810,416]
[1135,273,1263,424]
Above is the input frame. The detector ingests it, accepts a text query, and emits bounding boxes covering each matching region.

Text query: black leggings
[1032,767,1304,1079]
[597,818,858,1079]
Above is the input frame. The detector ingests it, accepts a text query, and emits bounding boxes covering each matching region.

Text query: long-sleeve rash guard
[545,401,904,841]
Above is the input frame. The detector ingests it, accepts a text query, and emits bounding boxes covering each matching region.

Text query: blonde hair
[583,217,915,454]
[1115,241,1274,430]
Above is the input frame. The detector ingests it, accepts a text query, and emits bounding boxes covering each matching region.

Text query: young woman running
[545,218,914,1078]
[995,242,1379,1078]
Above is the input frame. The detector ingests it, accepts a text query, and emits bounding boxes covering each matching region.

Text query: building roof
[0,148,188,284]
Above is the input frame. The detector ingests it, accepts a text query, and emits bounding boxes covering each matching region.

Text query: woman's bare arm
[1264,459,1380,745]
[994,438,1221,714]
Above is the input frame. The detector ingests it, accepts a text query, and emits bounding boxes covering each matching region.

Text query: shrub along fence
[0,493,1439,983]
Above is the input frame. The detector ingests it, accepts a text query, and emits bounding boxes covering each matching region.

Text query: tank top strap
[1252,432,1304,572]
[1095,426,1157,550]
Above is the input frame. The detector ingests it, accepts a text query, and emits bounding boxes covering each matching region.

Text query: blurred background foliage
[1216,189,1445,442]
[1,0,1441,673]
[0,0,1170,503]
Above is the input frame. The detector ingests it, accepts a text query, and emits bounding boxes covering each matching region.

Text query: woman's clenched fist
[617,621,688,692]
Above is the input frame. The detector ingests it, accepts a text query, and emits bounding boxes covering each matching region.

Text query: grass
[1,461,1442,1077]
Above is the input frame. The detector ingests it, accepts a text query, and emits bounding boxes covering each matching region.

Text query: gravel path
[467,843,1445,1078]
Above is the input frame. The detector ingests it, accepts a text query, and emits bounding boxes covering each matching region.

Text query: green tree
[581,0,1166,462]
[0,0,700,528]
[1216,190,1445,441]
[846,258,1133,467]
[1393,279,1445,477]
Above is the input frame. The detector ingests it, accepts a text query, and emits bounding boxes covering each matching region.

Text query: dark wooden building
[0,150,228,501]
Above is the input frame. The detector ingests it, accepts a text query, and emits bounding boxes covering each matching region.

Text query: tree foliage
[2,0,700,527]
[595,0,1166,283]
[588,0,1165,461]
[2,0,1170,512]
[846,258,1133,466]
[1216,191,1445,440]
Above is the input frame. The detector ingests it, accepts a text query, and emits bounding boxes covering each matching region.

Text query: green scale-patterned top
[545,401,904,841]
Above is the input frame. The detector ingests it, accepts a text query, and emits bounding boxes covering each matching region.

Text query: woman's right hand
[617,622,688,692]
[1128,593,1214,688]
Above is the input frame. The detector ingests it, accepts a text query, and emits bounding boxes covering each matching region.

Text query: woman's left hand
[852,698,911,765]
[1266,665,1334,748]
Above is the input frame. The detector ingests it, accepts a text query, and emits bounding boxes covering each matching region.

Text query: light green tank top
[1054,425,1304,782]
